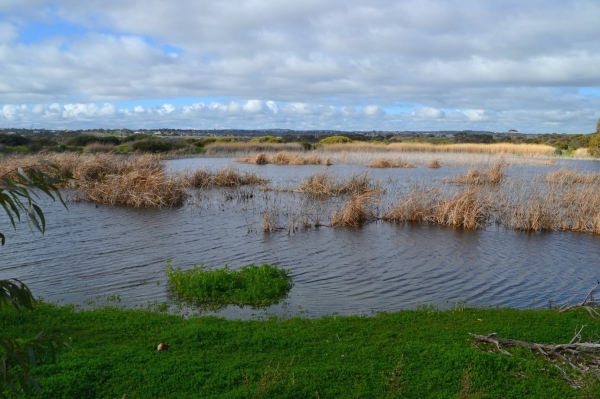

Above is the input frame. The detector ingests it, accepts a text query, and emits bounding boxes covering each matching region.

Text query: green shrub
[66,135,120,146]
[121,134,153,143]
[199,137,237,146]
[165,261,293,307]
[0,134,30,146]
[298,141,313,150]
[131,140,182,153]
[319,135,353,144]
[249,136,284,143]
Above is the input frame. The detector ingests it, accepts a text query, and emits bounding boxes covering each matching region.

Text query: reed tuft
[298,173,376,196]
[367,158,413,168]
[428,159,441,168]
[452,163,505,185]
[331,190,379,227]
[186,167,268,188]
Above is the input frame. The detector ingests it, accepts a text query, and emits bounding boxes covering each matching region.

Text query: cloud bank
[1,0,600,132]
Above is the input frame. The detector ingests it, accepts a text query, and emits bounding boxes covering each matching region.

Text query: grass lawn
[1,304,598,398]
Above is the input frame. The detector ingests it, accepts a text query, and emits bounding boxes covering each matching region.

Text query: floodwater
[2,157,600,319]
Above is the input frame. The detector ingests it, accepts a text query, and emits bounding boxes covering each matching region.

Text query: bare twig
[559,283,600,319]
[470,326,600,383]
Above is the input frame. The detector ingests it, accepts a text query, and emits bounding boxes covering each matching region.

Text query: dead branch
[559,283,600,319]
[470,326,600,384]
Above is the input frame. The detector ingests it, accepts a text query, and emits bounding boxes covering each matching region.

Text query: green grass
[165,261,293,308]
[1,304,599,398]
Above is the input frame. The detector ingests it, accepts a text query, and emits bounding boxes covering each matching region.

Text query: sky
[1,0,600,133]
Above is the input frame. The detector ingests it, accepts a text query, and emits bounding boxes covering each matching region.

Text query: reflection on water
[1,159,600,319]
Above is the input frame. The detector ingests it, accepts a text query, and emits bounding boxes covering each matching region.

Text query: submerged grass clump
[185,166,268,187]
[238,151,331,166]
[366,158,413,168]
[298,172,377,197]
[165,261,293,307]
[451,163,505,185]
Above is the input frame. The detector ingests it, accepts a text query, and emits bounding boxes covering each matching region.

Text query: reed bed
[544,168,600,185]
[331,190,379,227]
[298,173,377,197]
[328,151,557,167]
[450,163,505,185]
[366,158,413,168]
[185,167,268,188]
[238,151,331,166]
[204,142,304,155]
[318,142,556,157]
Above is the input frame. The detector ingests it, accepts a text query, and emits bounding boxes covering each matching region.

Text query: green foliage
[318,135,353,144]
[66,135,120,147]
[0,135,30,147]
[590,119,600,157]
[0,304,597,398]
[165,261,293,308]
[131,140,183,153]
[298,141,313,151]
[1,164,69,397]
[0,332,65,398]
[120,134,152,143]
[249,136,284,143]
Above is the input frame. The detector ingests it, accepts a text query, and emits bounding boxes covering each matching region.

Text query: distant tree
[0,134,30,147]
[454,132,494,144]
[588,118,600,157]
[66,134,120,146]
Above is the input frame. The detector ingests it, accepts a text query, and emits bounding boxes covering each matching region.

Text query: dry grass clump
[451,163,505,185]
[83,143,116,153]
[366,158,413,168]
[428,159,441,168]
[435,190,490,229]
[186,167,268,188]
[331,191,379,227]
[72,161,187,208]
[298,173,376,196]
[298,173,337,196]
[382,188,490,229]
[238,151,331,166]
[205,142,303,154]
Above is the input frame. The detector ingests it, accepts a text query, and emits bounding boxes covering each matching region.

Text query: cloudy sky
[1,0,600,133]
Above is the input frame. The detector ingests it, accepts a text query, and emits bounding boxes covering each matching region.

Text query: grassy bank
[1,304,599,398]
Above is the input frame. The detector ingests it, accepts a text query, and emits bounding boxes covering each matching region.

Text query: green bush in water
[249,136,284,143]
[319,135,353,144]
[165,261,293,307]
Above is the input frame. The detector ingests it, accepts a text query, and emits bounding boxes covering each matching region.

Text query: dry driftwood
[558,283,600,319]
[471,326,600,387]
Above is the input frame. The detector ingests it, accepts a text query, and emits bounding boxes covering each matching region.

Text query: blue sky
[1,0,600,132]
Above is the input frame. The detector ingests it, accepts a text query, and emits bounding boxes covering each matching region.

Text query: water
[2,158,600,318]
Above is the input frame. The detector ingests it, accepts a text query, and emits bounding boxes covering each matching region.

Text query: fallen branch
[559,283,600,319]
[470,326,600,387]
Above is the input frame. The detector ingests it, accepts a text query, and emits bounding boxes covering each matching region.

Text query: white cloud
[242,99,263,113]
[1,1,600,131]
[412,107,445,120]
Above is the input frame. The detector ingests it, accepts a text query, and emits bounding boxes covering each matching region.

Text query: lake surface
[2,157,600,319]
